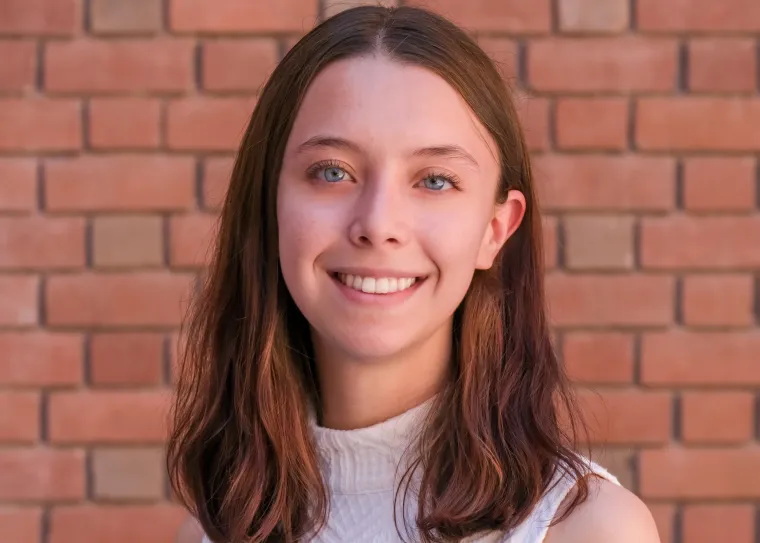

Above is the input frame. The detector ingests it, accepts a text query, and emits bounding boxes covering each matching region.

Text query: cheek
[422,204,490,271]
[278,200,314,271]
[277,185,341,277]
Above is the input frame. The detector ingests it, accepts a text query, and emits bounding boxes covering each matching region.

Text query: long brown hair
[167,6,591,542]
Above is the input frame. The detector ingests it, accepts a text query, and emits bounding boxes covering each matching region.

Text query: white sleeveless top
[202,400,619,543]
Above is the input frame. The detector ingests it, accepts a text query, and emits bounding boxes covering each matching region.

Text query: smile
[335,273,419,294]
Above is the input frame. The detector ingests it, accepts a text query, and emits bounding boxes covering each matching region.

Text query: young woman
[169,6,660,543]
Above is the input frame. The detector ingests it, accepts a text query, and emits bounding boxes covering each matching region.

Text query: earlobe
[475,190,527,269]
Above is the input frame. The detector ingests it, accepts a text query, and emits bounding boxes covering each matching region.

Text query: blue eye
[321,166,347,183]
[421,175,455,191]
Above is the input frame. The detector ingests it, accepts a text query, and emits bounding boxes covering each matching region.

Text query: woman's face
[277,55,524,362]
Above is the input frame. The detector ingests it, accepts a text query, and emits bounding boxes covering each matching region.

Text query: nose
[348,179,410,248]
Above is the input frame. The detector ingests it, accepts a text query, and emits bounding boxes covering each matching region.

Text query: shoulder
[175,515,205,543]
[544,477,660,543]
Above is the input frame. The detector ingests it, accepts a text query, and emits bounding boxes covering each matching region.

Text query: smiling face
[277,54,524,364]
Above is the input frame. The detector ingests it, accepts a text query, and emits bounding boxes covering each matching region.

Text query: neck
[313,321,452,430]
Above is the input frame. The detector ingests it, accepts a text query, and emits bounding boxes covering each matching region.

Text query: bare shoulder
[544,478,661,543]
[176,515,205,543]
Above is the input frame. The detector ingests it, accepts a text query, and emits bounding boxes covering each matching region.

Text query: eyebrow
[295,135,480,170]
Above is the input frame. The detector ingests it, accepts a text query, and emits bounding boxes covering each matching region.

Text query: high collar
[309,399,433,495]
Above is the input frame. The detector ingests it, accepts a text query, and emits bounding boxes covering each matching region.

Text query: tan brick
[323,0,397,19]
[564,215,635,270]
[558,0,629,32]
[91,0,162,33]
[92,216,163,268]
[92,448,164,500]
[590,448,636,489]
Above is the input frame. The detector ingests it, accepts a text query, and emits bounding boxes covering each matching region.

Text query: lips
[336,273,418,294]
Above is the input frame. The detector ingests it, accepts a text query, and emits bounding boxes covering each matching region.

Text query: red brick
[0,276,38,326]
[91,0,162,34]
[202,157,234,210]
[0,448,85,500]
[563,332,634,384]
[533,155,675,211]
[477,37,519,82]
[641,216,760,269]
[564,215,634,270]
[640,447,760,499]
[0,507,41,543]
[203,39,279,91]
[514,94,550,151]
[170,0,319,33]
[641,331,760,386]
[89,98,161,149]
[528,38,677,92]
[168,332,183,385]
[682,505,755,543]
[647,504,675,543]
[90,333,164,386]
[0,158,37,211]
[542,216,557,269]
[638,0,760,31]
[578,389,671,445]
[558,0,629,32]
[49,390,170,443]
[0,332,83,386]
[0,40,36,91]
[167,97,255,150]
[0,0,79,35]
[0,392,39,443]
[406,0,551,33]
[555,98,628,150]
[46,272,193,327]
[283,35,305,55]
[170,214,218,268]
[689,39,756,92]
[0,99,80,151]
[0,217,85,270]
[546,274,673,326]
[683,157,756,211]
[46,39,194,93]
[50,505,187,543]
[637,98,760,151]
[45,156,195,212]
[682,392,755,444]
[682,274,754,327]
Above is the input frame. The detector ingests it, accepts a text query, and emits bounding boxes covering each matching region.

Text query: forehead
[286,55,497,163]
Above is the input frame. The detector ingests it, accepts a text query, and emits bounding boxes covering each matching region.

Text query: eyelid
[418,170,462,191]
[306,160,462,190]
[306,159,355,181]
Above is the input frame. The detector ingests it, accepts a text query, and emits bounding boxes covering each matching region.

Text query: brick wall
[0,0,758,542]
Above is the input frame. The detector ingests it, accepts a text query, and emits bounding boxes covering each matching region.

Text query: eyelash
[305,159,346,181]
[305,160,462,191]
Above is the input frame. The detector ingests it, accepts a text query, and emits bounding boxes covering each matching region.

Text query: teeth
[338,273,417,294]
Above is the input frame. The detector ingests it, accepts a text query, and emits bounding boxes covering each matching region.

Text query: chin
[319,326,419,362]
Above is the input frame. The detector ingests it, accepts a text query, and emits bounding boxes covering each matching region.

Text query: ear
[475,190,526,270]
